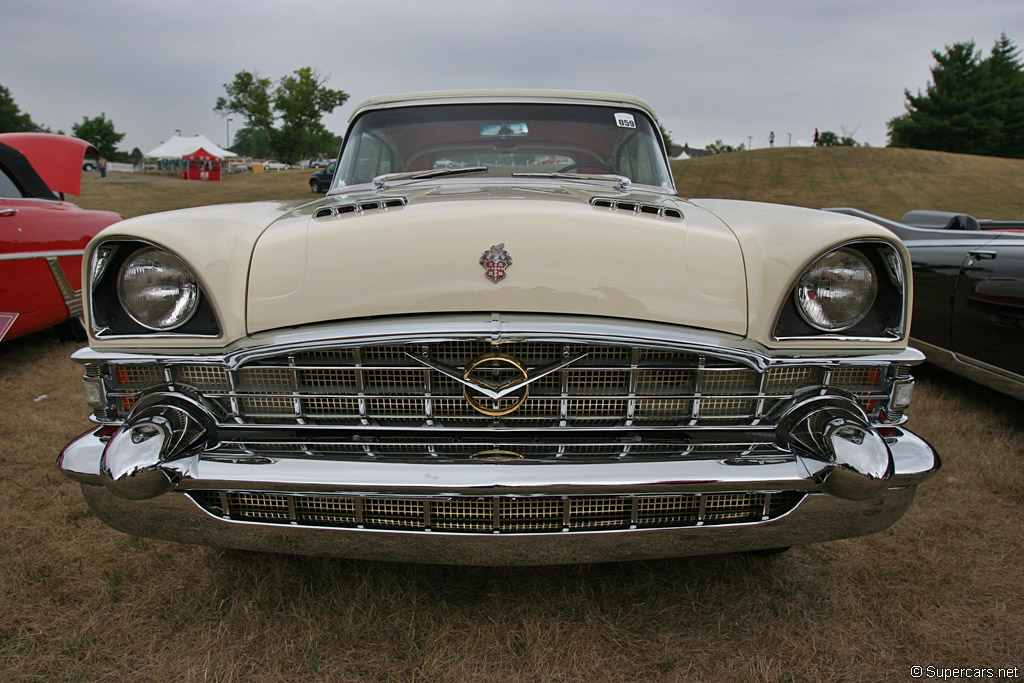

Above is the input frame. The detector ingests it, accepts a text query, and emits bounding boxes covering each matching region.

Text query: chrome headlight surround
[794,247,877,332]
[88,239,220,338]
[117,247,200,331]
[774,241,906,341]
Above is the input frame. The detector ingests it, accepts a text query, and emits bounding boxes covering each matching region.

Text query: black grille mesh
[188,490,805,534]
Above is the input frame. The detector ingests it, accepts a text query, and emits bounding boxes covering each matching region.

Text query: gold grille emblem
[463,353,530,416]
[469,449,525,462]
[404,348,588,418]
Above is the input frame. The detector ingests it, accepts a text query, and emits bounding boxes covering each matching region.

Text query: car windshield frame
[330,101,676,194]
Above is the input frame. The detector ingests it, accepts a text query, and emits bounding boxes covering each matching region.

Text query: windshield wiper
[511,172,631,191]
[373,166,489,190]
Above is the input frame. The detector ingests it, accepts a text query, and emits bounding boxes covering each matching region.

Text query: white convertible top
[348,90,660,122]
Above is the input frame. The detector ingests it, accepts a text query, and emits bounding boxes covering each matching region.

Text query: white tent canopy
[145,134,237,159]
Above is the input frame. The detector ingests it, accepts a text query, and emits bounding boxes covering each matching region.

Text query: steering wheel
[557,162,619,174]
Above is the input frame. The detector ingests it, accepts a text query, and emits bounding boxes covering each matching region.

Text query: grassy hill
[78,148,1024,223]
[671,146,1024,221]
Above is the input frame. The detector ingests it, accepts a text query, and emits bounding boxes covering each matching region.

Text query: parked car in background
[0,133,122,342]
[826,207,1024,400]
[59,91,938,565]
[260,160,290,171]
[227,159,251,173]
[309,160,336,193]
[898,209,1024,233]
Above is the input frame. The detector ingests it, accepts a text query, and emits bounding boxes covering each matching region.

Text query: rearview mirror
[480,122,529,137]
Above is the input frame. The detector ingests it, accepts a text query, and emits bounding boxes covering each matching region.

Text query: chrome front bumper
[59,425,938,565]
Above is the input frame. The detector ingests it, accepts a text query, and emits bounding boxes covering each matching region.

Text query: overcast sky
[3,0,1022,154]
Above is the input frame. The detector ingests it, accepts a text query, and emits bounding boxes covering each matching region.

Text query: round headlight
[117,247,200,330]
[795,247,877,331]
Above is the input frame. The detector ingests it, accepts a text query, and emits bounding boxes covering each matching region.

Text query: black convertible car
[827,208,1024,400]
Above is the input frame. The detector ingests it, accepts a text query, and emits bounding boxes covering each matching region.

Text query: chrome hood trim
[71,313,926,371]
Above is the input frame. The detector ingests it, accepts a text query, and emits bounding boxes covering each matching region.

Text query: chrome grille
[188,490,805,534]
[97,340,900,429]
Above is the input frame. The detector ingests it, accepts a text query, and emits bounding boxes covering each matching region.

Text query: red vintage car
[0,133,122,342]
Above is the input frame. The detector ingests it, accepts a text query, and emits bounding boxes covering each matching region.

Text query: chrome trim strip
[0,249,85,262]
[331,175,675,198]
[75,314,925,370]
[353,94,659,114]
[45,256,82,317]
[912,337,1024,400]
[0,197,61,207]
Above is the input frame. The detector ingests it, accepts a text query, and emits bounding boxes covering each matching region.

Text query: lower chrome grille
[188,490,805,533]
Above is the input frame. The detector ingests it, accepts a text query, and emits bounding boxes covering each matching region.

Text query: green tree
[229,126,275,159]
[215,71,275,134]
[215,67,348,162]
[983,33,1024,156]
[888,36,1024,157]
[817,130,858,147]
[0,83,39,133]
[705,139,745,154]
[308,129,343,160]
[71,113,126,160]
[658,123,675,152]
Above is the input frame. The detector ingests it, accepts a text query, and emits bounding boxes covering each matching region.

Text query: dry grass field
[2,153,1023,681]
[75,168,314,218]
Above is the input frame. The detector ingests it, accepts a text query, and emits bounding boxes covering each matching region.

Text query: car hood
[247,185,749,336]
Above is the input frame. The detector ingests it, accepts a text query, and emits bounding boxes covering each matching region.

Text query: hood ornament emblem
[480,243,512,283]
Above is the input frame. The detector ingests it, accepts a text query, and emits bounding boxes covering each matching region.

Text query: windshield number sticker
[614,113,636,129]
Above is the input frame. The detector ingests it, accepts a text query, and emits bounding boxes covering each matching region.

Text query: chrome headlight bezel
[774,241,907,341]
[87,239,220,339]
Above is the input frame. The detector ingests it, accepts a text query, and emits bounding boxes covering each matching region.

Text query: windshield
[333,102,674,192]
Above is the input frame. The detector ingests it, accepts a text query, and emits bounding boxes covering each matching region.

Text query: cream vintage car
[58,91,939,565]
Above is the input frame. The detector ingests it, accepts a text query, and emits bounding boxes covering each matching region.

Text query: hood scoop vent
[591,197,683,220]
[315,196,408,220]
